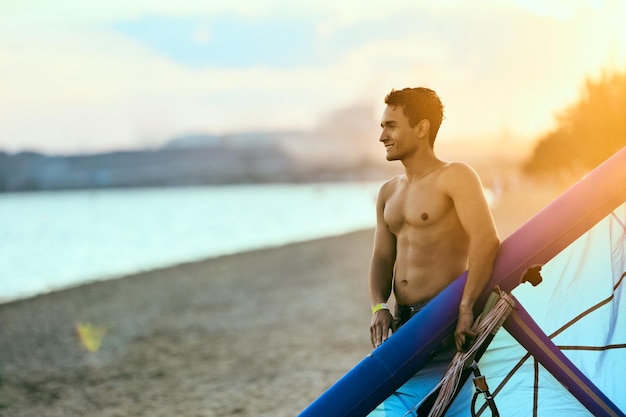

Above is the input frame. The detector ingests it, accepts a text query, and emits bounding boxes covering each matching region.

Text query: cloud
[1,0,625,153]
[511,0,607,20]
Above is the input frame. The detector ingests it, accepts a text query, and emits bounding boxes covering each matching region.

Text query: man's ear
[416,119,430,139]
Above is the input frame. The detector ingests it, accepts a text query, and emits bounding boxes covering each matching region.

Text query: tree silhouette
[523,70,626,177]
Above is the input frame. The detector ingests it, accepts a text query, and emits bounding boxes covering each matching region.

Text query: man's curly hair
[384,87,445,147]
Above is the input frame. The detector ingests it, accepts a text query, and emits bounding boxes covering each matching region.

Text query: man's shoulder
[383,174,405,186]
[439,161,481,182]
[381,175,404,191]
[439,161,486,198]
[441,161,477,174]
[377,175,404,201]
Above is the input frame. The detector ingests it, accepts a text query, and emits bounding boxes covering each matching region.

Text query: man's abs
[392,238,468,305]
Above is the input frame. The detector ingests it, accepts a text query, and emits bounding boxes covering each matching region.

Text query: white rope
[402,289,515,417]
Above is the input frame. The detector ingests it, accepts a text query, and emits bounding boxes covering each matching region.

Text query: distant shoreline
[0,144,401,193]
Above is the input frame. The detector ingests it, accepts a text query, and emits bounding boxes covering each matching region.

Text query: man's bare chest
[383,186,453,233]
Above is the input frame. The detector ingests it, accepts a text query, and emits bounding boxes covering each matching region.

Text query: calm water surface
[0,182,380,303]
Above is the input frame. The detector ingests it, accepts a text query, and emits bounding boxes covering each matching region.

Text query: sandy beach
[0,182,562,417]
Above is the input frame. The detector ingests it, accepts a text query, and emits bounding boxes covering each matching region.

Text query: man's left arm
[447,163,500,351]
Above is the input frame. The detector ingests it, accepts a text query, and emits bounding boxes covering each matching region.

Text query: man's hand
[370,309,396,348]
[454,311,477,352]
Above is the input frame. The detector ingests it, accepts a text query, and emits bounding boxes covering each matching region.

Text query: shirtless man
[369,87,500,353]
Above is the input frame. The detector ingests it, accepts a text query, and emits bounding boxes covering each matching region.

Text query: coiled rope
[403,288,515,417]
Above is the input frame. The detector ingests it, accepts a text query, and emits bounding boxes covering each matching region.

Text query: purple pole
[505,297,624,417]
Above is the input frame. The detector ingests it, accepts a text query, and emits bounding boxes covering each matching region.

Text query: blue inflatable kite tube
[299,276,466,417]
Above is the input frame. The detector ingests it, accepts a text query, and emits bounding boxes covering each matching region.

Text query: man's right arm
[369,183,397,348]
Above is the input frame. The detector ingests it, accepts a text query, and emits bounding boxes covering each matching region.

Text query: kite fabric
[471,202,626,416]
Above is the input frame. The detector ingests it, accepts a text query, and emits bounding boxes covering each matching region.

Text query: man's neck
[401,149,443,181]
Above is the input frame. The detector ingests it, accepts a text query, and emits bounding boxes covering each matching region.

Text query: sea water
[0,182,381,303]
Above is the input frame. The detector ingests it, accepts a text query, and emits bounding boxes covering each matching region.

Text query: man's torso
[383,165,470,305]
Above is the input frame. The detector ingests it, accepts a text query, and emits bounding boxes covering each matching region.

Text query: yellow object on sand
[76,322,108,352]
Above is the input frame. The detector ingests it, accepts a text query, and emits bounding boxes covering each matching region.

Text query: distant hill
[0,131,399,192]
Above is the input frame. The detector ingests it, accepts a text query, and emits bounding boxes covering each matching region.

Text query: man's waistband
[397,298,432,314]
[396,298,433,327]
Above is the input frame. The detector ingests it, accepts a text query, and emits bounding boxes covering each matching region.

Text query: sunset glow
[1,0,625,154]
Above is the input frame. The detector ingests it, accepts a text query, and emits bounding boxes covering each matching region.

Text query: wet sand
[0,182,560,417]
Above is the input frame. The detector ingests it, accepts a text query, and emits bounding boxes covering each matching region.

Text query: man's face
[379,105,420,161]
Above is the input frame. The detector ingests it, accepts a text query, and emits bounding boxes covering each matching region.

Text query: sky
[1,0,625,155]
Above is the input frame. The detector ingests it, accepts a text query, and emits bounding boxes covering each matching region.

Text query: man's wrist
[459,301,475,314]
[372,303,390,315]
